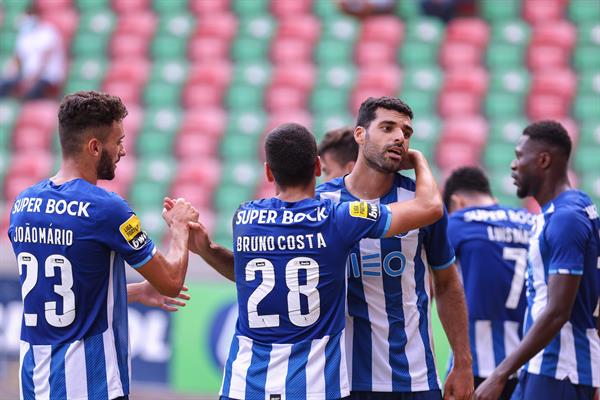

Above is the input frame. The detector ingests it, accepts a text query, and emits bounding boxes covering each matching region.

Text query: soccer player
[443,166,533,399]
[173,122,443,399]
[315,97,473,400]
[475,121,600,400]
[8,91,198,400]
[318,127,358,182]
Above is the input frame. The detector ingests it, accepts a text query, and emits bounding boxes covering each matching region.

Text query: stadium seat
[170,181,214,210]
[179,108,227,140]
[438,90,481,117]
[530,69,577,100]
[270,0,312,18]
[175,157,222,189]
[445,18,490,49]
[270,64,316,92]
[530,21,576,50]
[359,15,404,48]
[104,59,150,86]
[276,15,321,43]
[442,67,489,97]
[522,0,565,24]
[355,64,402,94]
[193,12,238,41]
[435,141,481,172]
[109,32,149,59]
[265,85,308,112]
[441,116,489,149]
[527,93,570,120]
[12,126,53,151]
[270,37,313,64]
[189,0,230,16]
[114,12,156,39]
[181,83,223,109]
[188,37,230,62]
[527,44,570,71]
[42,8,79,44]
[439,42,483,69]
[480,0,520,21]
[111,0,151,14]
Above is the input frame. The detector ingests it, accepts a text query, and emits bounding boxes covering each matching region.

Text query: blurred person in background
[443,166,533,400]
[8,91,197,400]
[0,4,66,100]
[338,0,396,17]
[318,127,359,182]
[475,121,600,400]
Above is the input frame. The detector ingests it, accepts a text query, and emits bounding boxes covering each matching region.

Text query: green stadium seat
[310,88,349,114]
[151,36,188,60]
[488,117,529,144]
[143,82,182,107]
[232,0,269,17]
[0,32,17,55]
[396,0,420,18]
[220,160,261,187]
[316,64,356,90]
[134,156,177,184]
[141,107,182,135]
[576,22,600,46]
[403,66,442,92]
[226,85,265,110]
[405,18,444,45]
[569,0,600,23]
[156,14,195,39]
[484,142,517,170]
[71,33,109,57]
[315,39,354,65]
[314,0,343,18]
[489,68,530,94]
[578,71,600,95]
[575,147,600,174]
[231,38,270,63]
[573,95,600,120]
[579,172,600,204]
[63,79,100,94]
[485,91,525,119]
[129,180,171,210]
[232,62,271,87]
[76,0,109,13]
[153,0,188,15]
[573,45,600,71]
[215,185,255,215]
[0,100,20,143]
[486,43,524,68]
[398,90,436,116]
[226,111,267,137]
[412,116,442,144]
[490,21,530,45]
[481,0,520,21]
[78,10,115,35]
[220,133,260,160]
[135,207,166,244]
[213,211,235,249]
[321,17,358,42]
[149,60,188,85]
[137,132,176,157]
[238,16,275,40]
[0,150,9,184]
[69,58,107,83]
[408,138,434,161]
[578,120,600,147]
[312,113,354,141]
[398,42,439,67]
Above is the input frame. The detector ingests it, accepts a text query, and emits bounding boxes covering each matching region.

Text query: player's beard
[363,134,404,174]
[96,148,116,180]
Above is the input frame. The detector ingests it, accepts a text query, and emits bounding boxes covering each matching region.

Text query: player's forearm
[126,282,144,303]
[162,224,191,292]
[412,154,443,220]
[198,242,235,282]
[434,267,472,369]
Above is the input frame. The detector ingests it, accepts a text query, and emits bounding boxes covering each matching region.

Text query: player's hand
[133,281,190,312]
[474,371,507,400]
[399,148,423,170]
[162,197,198,227]
[188,220,212,256]
[444,365,474,400]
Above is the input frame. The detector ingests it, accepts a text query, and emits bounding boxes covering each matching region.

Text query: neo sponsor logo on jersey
[119,215,149,250]
[349,250,407,278]
[349,201,379,221]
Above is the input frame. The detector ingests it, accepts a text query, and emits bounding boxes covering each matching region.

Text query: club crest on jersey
[349,201,379,221]
[119,215,149,250]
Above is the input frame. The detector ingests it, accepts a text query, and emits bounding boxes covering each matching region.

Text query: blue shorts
[349,390,442,400]
[511,371,596,400]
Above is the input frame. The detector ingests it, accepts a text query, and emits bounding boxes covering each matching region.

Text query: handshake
[161,197,212,256]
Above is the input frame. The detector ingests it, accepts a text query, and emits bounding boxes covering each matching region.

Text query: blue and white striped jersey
[221,197,391,400]
[317,174,456,393]
[448,204,533,378]
[524,190,600,387]
[9,179,156,400]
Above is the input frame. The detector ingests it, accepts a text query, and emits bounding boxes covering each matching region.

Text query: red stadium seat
[104,59,150,86]
[188,37,230,62]
[270,0,312,17]
[194,13,238,41]
[187,61,232,89]
[359,16,404,48]
[442,67,488,97]
[7,151,53,180]
[445,18,490,49]
[438,90,481,117]
[527,44,570,72]
[527,93,570,120]
[554,117,580,146]
[97,179,129,198]
[122,105,144,148]
[182,83,224,109]
[111,0,150,14]
[355,40,397,66]
[276,15,321,44]
[179,108,227,139]
[265,85,308,112]
[439,41,483,69]
[350,86,396,115]
[270,38,313,65]
[175,131,220,159]
[35,0,73,12]
[255,178,276,200]
[530,20,576,50]
[523,0,565,25]
[174,158,222,190]
[114,12,156,39]
[15,100,58,133]
[356,64,402,93]
[41,9,79,44]
[530,69,577,100]
[4,175,49,203]
[12,126,53,151]
[270,64,316,92]
[109,33,149,59]
[435,141,481,171]
[102,80,142,106]
[189,0,230,16]
[441,116,489,148]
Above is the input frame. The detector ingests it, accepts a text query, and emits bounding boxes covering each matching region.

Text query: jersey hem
[548,268,584,276]
[523,369,598,388]
[351,383,439,392]
[430,256,456,270]
[223,389,351,399]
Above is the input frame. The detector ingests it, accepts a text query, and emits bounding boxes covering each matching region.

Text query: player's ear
[449,194,463,213]
[264,162,275,183]
[87,137,101,157]
[315,156,322,177]
[354,126,366,146]
[538,151,552,170]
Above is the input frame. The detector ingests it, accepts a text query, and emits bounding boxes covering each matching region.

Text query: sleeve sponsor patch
[119,215,149,250]
[349,201,379,221]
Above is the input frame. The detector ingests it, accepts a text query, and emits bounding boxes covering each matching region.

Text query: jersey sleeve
[423,207,456,270]
[333,201,392,245]
[545,209,591,276]
[446,215,464,259]
[101,195,156,269]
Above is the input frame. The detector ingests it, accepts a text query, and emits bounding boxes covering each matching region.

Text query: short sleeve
[446,215,464,259]
[101,196,156,269]
[546,210,591,276]
[334,201,391,245]
[423,207,456,270]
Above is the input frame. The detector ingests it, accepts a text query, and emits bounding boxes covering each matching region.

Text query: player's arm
[385,149,443,236]
[433,265,473,400]
[127,281,190,312]
[475,274,581,400]
[164,197,235,282]
[135,199,197,298]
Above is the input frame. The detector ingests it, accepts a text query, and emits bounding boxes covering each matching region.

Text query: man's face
[511,135,541,199]
[97,121,126,180]
[321,151,352,182]
[361,108,413,173]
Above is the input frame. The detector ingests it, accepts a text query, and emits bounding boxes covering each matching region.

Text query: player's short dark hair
[58,91,128,157]
[356,96,413,130]
[523,120,572,159]
[265,123,317,188]
[318,127,358,165]
[443,166,493,209]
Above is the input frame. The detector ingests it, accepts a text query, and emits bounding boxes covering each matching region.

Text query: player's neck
[534,175,571,207]
[275,183,315,203]
[345,157,395,200]
[51,158,98,186]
